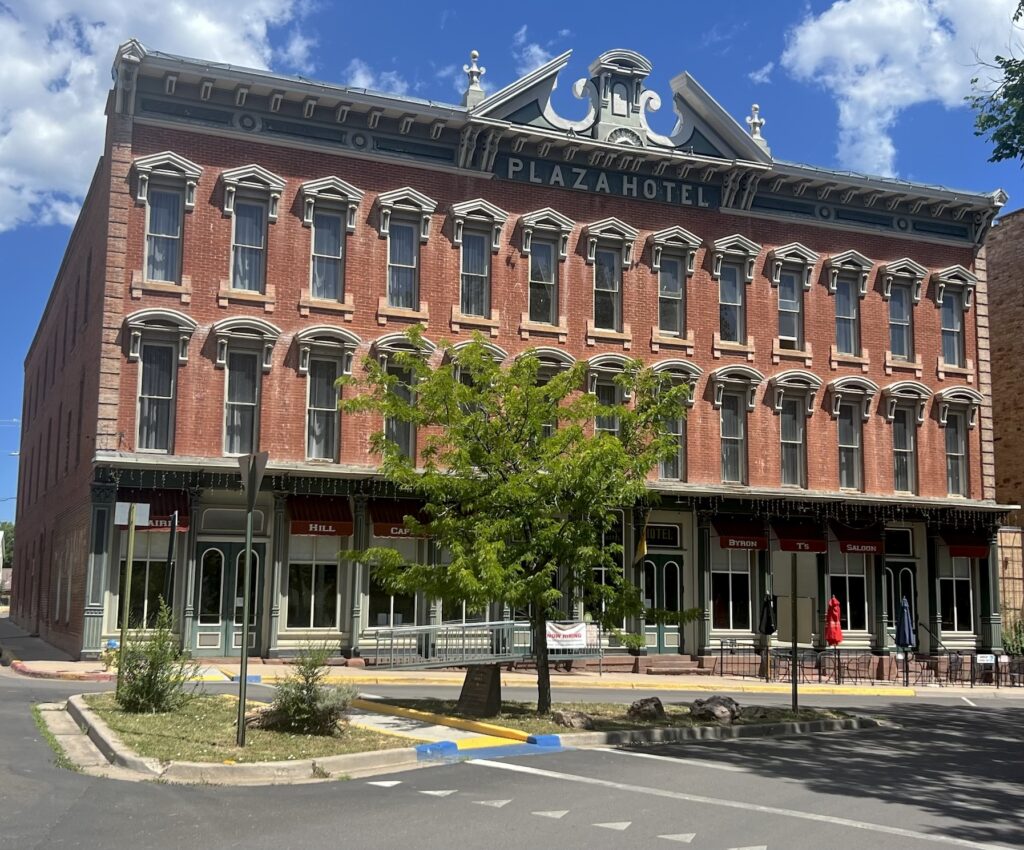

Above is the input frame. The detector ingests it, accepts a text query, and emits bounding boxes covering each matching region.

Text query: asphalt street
[2,667,1023,850]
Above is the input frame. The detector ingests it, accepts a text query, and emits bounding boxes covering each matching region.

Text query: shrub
[268,644,357,736]
[1004,618,1024,656]
[115,600,199,714]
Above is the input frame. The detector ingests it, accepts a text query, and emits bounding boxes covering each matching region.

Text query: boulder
[690,695,740,725]
[627,696,667,721]
[551,709,595,730]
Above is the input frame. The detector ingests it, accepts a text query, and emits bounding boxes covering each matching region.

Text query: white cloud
[0,0,311,233]
[781,0,1020,176]
[748,61,774,85]
[511,25,553,75]
[281,28,316,74]
[343,58,409,95]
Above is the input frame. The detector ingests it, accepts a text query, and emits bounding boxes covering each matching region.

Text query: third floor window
[889,284,914,360]
[311,211,344,301]
[593,248,622,331]
[529,240,557,325]
[940,290,965,368]
[460,231,490,318]
[231,200,267,293]
[658,256,685,337]
[719,263,744,344]
[835,276,860,356]
[777,269,804,350]
[388,221,419,309]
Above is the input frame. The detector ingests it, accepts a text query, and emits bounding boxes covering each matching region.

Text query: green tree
[0,521,13,570]
[970,2,1024,163]
[342,330,692,713]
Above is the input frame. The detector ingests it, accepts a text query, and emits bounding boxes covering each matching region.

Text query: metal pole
[236,495,255,747]
[117,504,138,700]
[791,553,799,713]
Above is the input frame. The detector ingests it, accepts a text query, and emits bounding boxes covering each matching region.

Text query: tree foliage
[342,329,692,712]
[969,2,1024,164]
[0,521,12,570]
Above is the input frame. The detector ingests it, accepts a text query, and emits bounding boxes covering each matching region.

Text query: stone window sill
[586,320,632,349]
[885,352,923,377]
[377,296,429,326]
[772,339,813,367]
[519,314,569,343]
[218,281,276,312]
[299,291,355,320]
[451,306,501,337]
[651,328,695,355]
[830,345,870,372]
[713,333,755,362]
[131,270,192,304]
[937,358,975,384]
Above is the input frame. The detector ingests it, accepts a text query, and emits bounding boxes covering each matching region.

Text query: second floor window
[780,397,806,487]
[945,411,967,496]
[594,380,621,436]
[232,201,267,292]
[941,290,965,367]
[388,221,418,309]
[224,350,259,455]
[138,343,175,452]
[777,269,803,350]
[660,416,685,480]
[529,240,557,324]
[594,248,621,331]
[385,363,415,460]
[145,188,183,283]
[658,256,685,337]
[460,231,490,317]
[837,402,863,490]
[892,407,917,493]
[889,284,914,359]
[720,391,746,483]
[311,212,344,300]
[835,277,860,355]
[719,263,744,343]
[307,358,340,461]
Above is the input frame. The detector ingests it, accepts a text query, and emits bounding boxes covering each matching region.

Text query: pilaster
[81,482,117,658]
[180,487,202,652]
[348,495,368,654]
[268,492,288,655]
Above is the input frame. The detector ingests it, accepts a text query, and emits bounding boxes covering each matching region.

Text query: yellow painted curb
[350,698,530,742]
[453,735,522,750]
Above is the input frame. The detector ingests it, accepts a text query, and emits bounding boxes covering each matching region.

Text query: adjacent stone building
[10,40,1011,661]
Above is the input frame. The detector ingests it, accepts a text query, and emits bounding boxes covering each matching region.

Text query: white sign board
[114,502,150,527]
[999,655,1010,664]
[546,622,587,649]
[976,653,996,665]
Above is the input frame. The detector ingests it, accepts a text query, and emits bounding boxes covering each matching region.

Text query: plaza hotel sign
[495,154,721,209]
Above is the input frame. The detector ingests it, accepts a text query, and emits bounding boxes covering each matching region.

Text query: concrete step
[647,667,717,676]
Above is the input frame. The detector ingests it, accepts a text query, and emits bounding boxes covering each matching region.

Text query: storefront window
[368,535,418,628]
[711,547,751,631]
[117,531,171,629]
[287,536,341,629]
[940,557,974,632]
[830,554,868,631]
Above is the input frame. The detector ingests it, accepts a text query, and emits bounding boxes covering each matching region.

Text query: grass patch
[31,705,80,772]
[84,692,415,765]
[381,698,849,735]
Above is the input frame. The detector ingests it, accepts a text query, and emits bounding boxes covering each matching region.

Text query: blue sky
[0,0,1021,522]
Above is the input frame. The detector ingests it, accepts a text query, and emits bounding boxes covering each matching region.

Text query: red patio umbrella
[825,595,844,683]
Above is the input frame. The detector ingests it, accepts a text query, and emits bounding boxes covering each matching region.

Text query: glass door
[643,554,683,653]
[193,541,265,657]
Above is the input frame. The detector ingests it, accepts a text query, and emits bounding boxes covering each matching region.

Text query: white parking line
[468,759,1014,850]
[593,747,747,772]
[961,697,977,707]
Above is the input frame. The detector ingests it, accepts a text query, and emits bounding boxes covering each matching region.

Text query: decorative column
[980,530,1003,652]
[756,548,770,652]
[697,519,711,656]
[631,506,647,639]
[427,540,441,626]
[81,482,117,658]
[926,533,940,655]
[348,495,368,656]
[872,554,888,653]
[267,492,288,657]
[816,553,829,649]
[180,487,203,654]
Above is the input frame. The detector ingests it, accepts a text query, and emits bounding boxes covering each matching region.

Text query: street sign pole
[117,503,137,700]
[790,553,799,713]
[236,452,268,748]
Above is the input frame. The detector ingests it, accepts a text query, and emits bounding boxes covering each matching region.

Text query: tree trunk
[531,609,552,714]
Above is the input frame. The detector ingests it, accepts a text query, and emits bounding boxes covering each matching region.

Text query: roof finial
[463,50,486,108]
[746,104,769,151]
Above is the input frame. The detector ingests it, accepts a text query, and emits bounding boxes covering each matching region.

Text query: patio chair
[947,652,965,686]
[798,650,821,683]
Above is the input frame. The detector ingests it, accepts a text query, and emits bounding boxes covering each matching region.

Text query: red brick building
[11,41,1010,661]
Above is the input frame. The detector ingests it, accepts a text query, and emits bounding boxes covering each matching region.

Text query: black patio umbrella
[758,596,776,682]
[895,596,915,686]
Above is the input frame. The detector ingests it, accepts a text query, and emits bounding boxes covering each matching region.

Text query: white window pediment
[372,332,437,367]
[212,316,282,372]
[523,346,576,372]
[125,308,198,364]
[376,187,438,241]
[649,226,701,273]
[221,164,286,221]
[768,242,819,290]
[451,340,508,362]
[133,151,203,209]
[653,359,703,407]
[824,249,873,297]
[882,380,932,424]
[709,365,764,410]
[584,217,639,267]
[450,198,509,251]
[587,353,632,397]
[520,207,576,259]
[711,234,762,283]
[294,326,361,376]
[932,265,978,310]
[935,386,983,427]
[768,370,822,415]
[300,176,364,231]
[827,376,879,420]
[881,258,928,302]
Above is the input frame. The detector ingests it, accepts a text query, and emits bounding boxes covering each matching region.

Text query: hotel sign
[494,154,721,209]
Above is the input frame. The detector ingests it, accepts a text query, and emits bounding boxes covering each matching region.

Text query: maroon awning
[369,499,429,538]
[711,517,768,551]
[941,529,991,559]
[771,518,827,553]
[830,521,885,555]
[289,496,353,537]
[117,489,189,531]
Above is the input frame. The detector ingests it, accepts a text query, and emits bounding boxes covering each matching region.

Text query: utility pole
[236,451,268,747]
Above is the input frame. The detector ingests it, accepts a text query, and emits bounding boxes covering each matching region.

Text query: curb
[66,695,163,776]
[12,660,115,682]
[351,697,531,743]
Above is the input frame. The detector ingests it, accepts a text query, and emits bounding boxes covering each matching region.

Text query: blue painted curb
[456,743,562,760]
[415,741,458,760]
[229,674,262,684]
[527,734,562,747]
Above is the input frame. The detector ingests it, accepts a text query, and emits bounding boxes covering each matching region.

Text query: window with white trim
[837,402,862,491]
[594,379,621,437]
[460,230,490,317]
[385,362,415,460]
[777,268,803,350]
[835,276,860,356]
[889,284,914,360]
[310,211,344,301]
[660,416,685,481]
[528,239,558,324]
[892,406,917,494]
[594,248,622,331]
[224,350,260,455]
[586,512,624,626]
[145,188,183,283]
[720,391,746,484]
[830,554,868,631]
[945,411,967,496]
[719,263,744,343]
[307,357,340,461]
[116,532,170,629]
[939,557,973,632]
[387,220,419,309]
[658,255,685,337]
[287,536,340,629]
[711,547,751,631]
[138,342,176,452]
[940,290,965,367]
[368,537,417,627]
[780,397,806,487]
[231,200,267,292]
